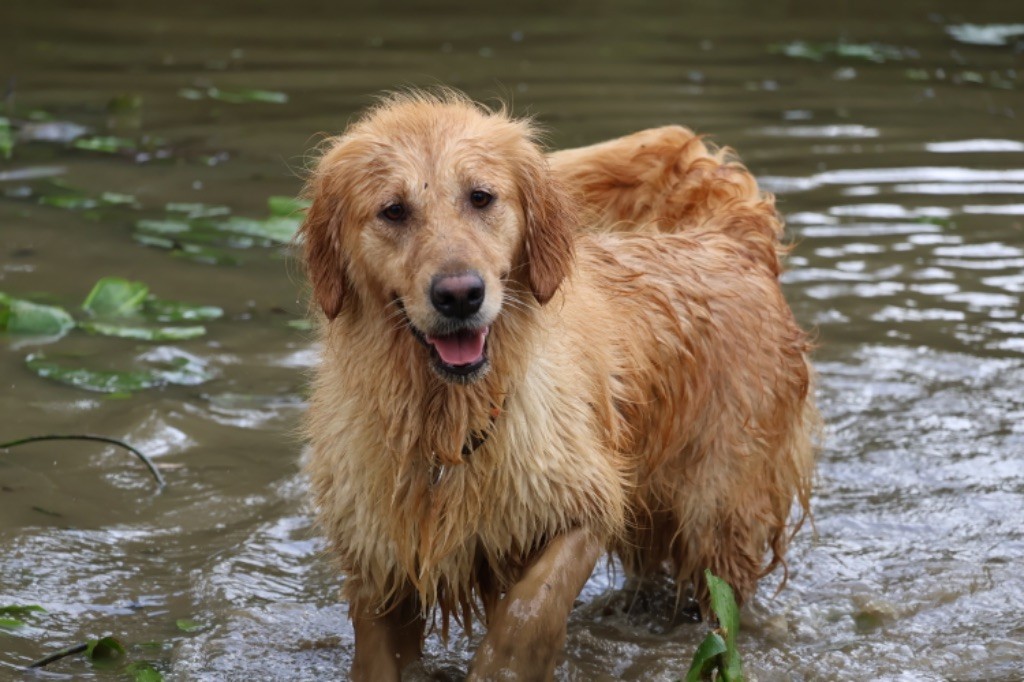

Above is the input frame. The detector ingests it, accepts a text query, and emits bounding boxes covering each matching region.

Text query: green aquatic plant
[0,294,76,337]
[0,604,46,630]
[769,40,907,63]
[685,570,745,682]
[27,634,165,680]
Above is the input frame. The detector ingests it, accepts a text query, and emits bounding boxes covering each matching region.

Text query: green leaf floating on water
[0,294,76,337]
[143,297,223,322]
[166,202,232,219]
[83,277,149,316]
[769,40,906,63]
[26,351,211,394]
[85,636,126,665]
[268,195,311,217]
[0,604,46,617]
[216,215,301,243]
[79,321,207,341]
[0,604,45,629]
[73,136,136,153]
[208,87,289,104]
[0,116,13,160]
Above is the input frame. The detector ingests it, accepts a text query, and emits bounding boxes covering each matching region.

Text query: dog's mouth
[425,327,490,377]
[396,298,491,381]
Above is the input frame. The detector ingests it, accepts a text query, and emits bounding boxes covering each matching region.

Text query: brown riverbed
[2,1,1023,679]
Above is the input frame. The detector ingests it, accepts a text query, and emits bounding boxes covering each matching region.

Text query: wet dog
[300,90,816,680]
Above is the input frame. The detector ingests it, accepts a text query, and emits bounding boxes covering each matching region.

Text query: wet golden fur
[300,90,816,679]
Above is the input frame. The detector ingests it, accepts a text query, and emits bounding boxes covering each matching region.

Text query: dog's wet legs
[467,528,601,681]
[351,594,424,681]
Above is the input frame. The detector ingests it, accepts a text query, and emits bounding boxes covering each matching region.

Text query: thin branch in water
[26,642,88,669]
[0,434,166,491]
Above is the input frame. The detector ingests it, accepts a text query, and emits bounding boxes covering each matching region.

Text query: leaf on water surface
[179,87,288,104]
[175,618,203,633]
[0,604,46,617]
[0,116,12,160]
[39,193,99,210]
[268,195,311,217]
[0,617,24,629]
[215,215,301,243]
[770,40,906,63]
[684,631,727,682]
[79,320,207,341]
[208,87,289,104]
[73,136,137,153]
[127,661,165,682]
[100,191,140,207]
[25,351,211,394]
[83,277,150,317]
[143,297,223,322]
[85,636,127,665]
[0,294,76,337]
[166,202,231,219]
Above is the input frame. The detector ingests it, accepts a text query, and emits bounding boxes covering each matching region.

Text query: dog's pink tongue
[427,328,488,366]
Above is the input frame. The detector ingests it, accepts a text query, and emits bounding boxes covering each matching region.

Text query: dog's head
[300,91,576,383]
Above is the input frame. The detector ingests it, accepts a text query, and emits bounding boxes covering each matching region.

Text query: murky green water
[2,1,1023,680]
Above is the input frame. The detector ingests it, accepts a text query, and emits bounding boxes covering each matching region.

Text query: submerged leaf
[175,618,203,632]
[83,277,150,317]
[127,662,164,682]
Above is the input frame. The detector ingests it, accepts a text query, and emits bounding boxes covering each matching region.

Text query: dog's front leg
[468,528,601,681]
[350,594,424,681]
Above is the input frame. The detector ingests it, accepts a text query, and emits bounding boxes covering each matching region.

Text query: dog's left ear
[519,150,577,305]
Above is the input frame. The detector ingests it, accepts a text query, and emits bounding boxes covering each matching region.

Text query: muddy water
[1,1,1022,680]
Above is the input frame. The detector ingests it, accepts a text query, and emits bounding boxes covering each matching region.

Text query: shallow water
[1,1,1022,680]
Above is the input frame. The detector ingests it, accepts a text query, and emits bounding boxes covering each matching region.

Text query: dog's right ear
[299,183,347,320]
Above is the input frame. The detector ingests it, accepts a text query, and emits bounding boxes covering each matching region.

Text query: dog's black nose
[430,272,485,319]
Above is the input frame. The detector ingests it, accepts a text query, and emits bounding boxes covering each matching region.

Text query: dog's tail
[549,126,786,275]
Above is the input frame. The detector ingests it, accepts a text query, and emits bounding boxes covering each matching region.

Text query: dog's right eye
[381,203,407,222]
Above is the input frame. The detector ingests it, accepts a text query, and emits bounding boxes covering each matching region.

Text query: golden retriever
[300,90,816,680]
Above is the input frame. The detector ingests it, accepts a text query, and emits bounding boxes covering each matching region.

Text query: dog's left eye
[469,190,493,209]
